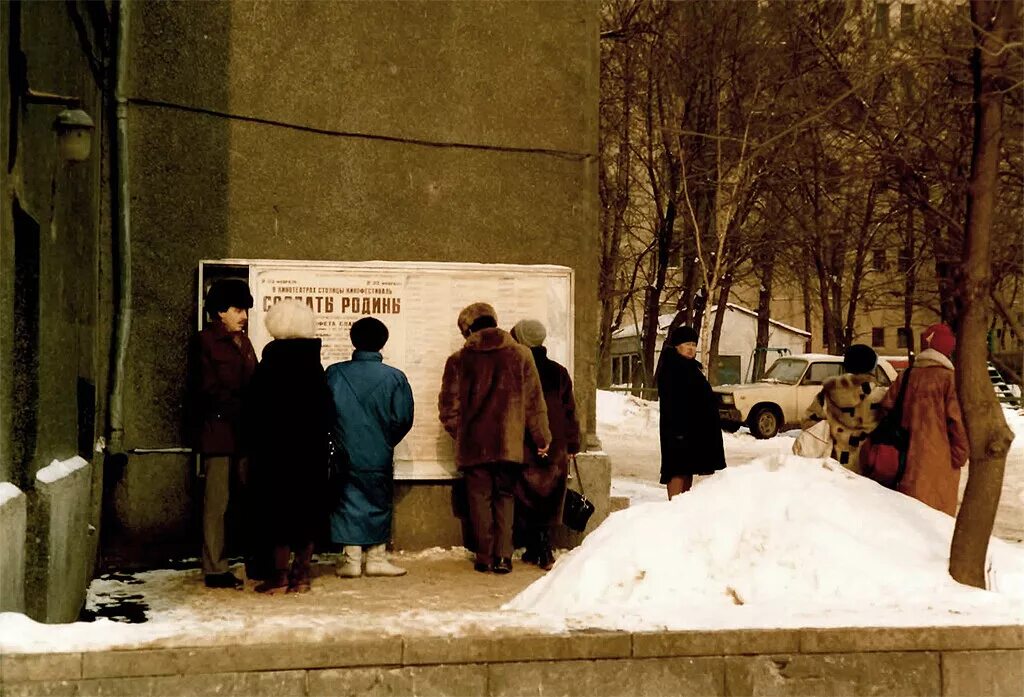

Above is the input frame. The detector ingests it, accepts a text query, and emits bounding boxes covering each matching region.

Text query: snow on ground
[1,390,1022,653]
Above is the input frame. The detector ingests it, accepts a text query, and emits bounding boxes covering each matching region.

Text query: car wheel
[720,421,741,433]
[749,406,780,439]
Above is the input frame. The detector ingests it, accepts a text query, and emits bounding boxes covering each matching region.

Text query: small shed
[610,303,811,386]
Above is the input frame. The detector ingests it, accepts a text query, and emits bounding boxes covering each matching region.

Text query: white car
[714,353,898,439]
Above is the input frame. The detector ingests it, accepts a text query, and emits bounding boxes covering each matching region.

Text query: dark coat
[517,347,581,527]
[657,349,727,482]
[188,322,258,456]
[245,338,332,545]
[881,348,968,516]
[438,327,551,469]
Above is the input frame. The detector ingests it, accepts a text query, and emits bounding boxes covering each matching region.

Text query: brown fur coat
[881,349,968,516]
[438,327,551,468]
[803,372,888,472]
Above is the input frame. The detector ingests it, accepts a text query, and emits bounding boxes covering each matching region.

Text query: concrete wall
[105,0,600,559]
[3,626,1021,696]
[0,484,26,613]
[25,458,94,623]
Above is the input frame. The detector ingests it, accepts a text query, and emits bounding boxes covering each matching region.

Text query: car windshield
[760,358,808,385]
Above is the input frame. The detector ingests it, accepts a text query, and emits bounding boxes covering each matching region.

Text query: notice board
[198,260,574,479]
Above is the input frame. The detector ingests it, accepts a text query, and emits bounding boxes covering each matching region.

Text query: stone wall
[0,483,26,613]
[25,457,93,623]
[106,0,600,559]
[2,626,1021,696]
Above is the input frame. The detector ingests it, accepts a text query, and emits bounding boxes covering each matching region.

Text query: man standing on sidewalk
[438,303,551,574]
[189,279,257,589]
[328,317,415,578]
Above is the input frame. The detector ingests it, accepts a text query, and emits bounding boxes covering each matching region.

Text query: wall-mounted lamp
[23,88,95,163]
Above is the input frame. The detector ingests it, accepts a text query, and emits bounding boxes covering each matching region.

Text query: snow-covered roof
[612,303,811,340]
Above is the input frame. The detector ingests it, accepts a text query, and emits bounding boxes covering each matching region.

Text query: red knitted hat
[921,323,955,357]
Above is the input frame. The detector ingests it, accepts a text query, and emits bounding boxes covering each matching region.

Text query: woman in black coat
[246,299,333,593]
[657,326,726,498]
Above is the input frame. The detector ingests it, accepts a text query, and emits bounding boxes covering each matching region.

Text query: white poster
[202,260,574,480]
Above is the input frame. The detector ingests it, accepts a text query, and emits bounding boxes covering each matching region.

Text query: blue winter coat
[327,350,414,545]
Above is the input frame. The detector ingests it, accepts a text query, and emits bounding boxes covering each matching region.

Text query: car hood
[713,382,792,395]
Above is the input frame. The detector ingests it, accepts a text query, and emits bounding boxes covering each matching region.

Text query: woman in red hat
[880,323,968,515]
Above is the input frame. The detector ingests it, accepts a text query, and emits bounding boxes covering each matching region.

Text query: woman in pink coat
[880,323,968,516]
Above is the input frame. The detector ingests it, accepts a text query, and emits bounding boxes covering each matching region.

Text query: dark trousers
[464,462,518,564]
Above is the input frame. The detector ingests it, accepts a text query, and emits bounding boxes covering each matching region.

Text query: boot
[288,543,314,593]
[255,545,290,594]
[364,544,407,577]
[535,530,555,571]
[335,545,363,578]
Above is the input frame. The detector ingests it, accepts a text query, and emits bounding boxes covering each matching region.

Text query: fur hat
[264,299,316,339]
[922,323,955,357]
[511,319,546,348]
[843,343,877,374]
[351,317,389,351]
[204,278,253,317]
[668,325,699,346]
[457,302,497,337]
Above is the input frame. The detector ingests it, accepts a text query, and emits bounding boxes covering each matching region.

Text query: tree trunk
[902,206,916,355]
[706,274,732,386]
[949,0,1018,589]
[753,259,775,381]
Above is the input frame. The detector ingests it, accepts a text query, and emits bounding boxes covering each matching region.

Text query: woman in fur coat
[802,344,888,473]
[511,319,581,570]
[657,326,726,498]
[880,324,968,516]
[246,299,333,593]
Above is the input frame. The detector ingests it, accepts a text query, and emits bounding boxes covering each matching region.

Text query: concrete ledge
[0,483,26,613]
[26,457,93,624]
[4,626,1022,696]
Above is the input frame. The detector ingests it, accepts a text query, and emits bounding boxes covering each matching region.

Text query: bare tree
[949,0,1020,588]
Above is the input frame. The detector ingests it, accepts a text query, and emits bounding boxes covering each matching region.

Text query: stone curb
[3,625,1022,681]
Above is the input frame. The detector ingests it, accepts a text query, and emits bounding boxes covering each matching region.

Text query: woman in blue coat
[327,317,414,577]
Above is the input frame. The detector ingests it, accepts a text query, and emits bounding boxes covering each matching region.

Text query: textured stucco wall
[0,485,27,613]
[110,0,599,554]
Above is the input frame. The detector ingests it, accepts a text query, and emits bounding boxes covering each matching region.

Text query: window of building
[874,2,890,37]
[900,3,916,34]
[872,248,887,271]
[872,327,885,347]
[897,252,911,273]
[897,327,910,348]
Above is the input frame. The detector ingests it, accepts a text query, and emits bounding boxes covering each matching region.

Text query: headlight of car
[720,394,735,405]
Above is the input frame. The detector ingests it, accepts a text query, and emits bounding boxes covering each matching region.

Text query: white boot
[335,545,363,578]
[363,544,406,577]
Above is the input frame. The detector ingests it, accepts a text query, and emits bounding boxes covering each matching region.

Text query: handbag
[860,366,913,489]
[562,455,595,532]
[792,419,833,458]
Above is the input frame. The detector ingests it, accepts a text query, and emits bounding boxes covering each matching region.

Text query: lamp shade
[54,108,94,162]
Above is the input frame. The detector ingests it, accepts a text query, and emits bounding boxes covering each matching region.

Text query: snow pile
[35,456,89,484]
[0,482,23,507]
[596,389,659,435]
[508,453,1024,631]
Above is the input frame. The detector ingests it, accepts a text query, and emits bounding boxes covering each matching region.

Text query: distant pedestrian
[657,326,726,499]
[802,344,888,473]
[188,279,258,589]
[510,319,580,571]
[329,317,414,578]
[245,299,332,594]
[438,303,551,574]
[880,324,968,515]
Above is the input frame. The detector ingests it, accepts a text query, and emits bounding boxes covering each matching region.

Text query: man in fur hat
[438,303,551,574]
[188,278,258,589]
